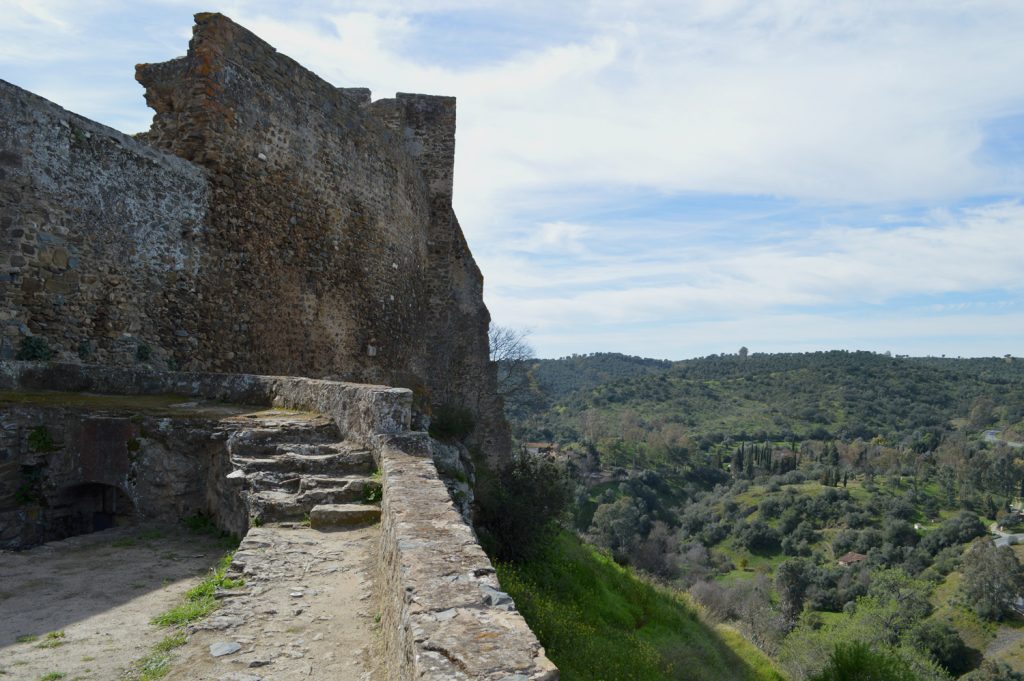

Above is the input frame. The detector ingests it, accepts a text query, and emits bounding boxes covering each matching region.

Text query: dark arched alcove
[52,483,136,538]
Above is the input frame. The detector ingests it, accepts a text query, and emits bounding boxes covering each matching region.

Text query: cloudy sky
[4,1,1024,360]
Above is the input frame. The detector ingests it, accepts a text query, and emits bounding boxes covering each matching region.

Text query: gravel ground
[0,523,231,681]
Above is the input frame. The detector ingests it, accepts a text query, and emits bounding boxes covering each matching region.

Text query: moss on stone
[0,390,255,418]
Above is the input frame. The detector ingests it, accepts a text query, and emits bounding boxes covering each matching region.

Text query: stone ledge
[309,503,381,528]
[0,361,411,439]
[377,442,558,680]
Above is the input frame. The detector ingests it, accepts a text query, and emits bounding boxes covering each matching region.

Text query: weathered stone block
[309,503,381,528]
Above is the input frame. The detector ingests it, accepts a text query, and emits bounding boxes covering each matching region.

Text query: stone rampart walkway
[166,523,381,681]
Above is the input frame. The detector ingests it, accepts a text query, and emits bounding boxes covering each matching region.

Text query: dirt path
[0,523,231,680]
[984,429,1024,449]
[164,523,381,681]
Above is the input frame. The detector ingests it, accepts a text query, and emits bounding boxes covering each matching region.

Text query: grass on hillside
[930,568,995,655]
[929,549,1024,672]
[497,532,785,681]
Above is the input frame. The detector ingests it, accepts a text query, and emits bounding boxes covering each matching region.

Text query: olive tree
[960,538,1024,621]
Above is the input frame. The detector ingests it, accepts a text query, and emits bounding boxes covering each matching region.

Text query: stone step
[240,471,380,494]
[226,419,341,450]
[246,472,301,493]
[299,475,378,492]
[309,504,381,529]
[249,478,380,522]
[249,491,311,523]
[234,448,375,475]
[229,441,352,459]
[298,479,380,505]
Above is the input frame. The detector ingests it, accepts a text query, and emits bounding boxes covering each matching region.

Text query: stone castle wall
[1,12,509,460]
[0,80,209,365]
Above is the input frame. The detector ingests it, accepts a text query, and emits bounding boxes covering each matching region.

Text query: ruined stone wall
[0,404,229,549]
[2,12,509,461]
[0,361,557,679]
[0,80,209,365]
[135,14,435,381]
[135,13,509,458]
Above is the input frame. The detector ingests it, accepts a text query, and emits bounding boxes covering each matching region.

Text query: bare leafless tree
[489,324,535,402]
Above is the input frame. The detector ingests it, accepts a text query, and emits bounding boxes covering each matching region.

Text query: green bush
[810,642,918,681]
[16,336,53,361]
[907,620,972,676]
[429,404,475,440]
[476,455,571,562]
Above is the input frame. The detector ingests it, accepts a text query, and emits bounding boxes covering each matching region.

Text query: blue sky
[3,1,1024,360]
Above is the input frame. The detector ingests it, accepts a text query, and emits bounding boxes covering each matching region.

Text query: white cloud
[4,0,75,33]
[0,0,81,61]
[482,202,1024,333]
[505,221,591,255]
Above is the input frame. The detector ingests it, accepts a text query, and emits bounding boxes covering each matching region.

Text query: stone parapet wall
[376,431,558,680]
[268,377,411,443]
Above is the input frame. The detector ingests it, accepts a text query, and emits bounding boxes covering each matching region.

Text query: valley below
[497,350,1024,680]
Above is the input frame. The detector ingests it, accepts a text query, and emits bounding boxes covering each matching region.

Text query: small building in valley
[523,442,559,457]
[837,551,868,567]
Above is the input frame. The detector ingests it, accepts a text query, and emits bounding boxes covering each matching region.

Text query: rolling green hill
[517,351,1024,447]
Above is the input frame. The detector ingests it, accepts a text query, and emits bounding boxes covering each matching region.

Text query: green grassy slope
[497,532,785,681]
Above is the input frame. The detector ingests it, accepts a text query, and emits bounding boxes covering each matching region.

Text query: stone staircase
[226,412,381,529]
